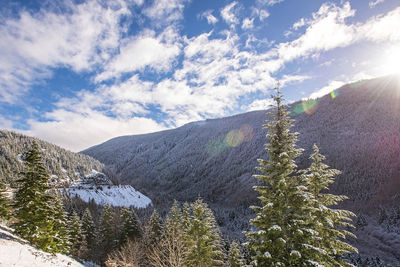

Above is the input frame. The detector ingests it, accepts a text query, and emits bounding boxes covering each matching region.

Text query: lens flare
[302,99,318,115]
[330,90,338,99]
[225,130,244,147]
[292,99,318,115]
[206,124,255,156]
[239,124,254,142]
[206,135,228,157]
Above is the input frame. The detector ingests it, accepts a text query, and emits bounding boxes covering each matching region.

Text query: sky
[0,0,399,152]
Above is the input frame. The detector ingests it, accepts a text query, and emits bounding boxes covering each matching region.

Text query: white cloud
[0,0,128,103]
[256,0,284,6]
[96,27,182,82]
[247,99,274,111]
[277,2,356,62]
[293,18,306,30]
[242,18,254,29]
[26,110,165,152]
[0,117,14,129]
[143,0,189,24]
[221,2,240,26]
[199,10,218,24]
[369,0,385,8]
[275,2,400,65]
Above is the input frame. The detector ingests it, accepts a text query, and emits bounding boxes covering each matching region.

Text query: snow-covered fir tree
[12,142,69,253]
[81,208,96,260]
[228,240,242,267]
[148,200,187,267]
[119,207,141,246]
[245,86,321,266]
[303,144,357,266]
[0,180,9,220]
[99,204,116,257]
[184,198,225,267]
[69,210,83,256]
[51,195,71,253]
[146,209,163,248]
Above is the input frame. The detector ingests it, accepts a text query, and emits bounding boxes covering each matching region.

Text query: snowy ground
[66,185,152,208]
[0,225,84,267]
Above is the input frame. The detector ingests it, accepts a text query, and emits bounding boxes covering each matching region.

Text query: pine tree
[303,144,357,266]
[245,86,317,266]
[81,208,96,260]
[69,210,83,256]
[0,180,9,220]
[119,207,140,246]
[12,142,69,253]
[99,204,116,257]
[228,241,242,267]
[185,198,225,267]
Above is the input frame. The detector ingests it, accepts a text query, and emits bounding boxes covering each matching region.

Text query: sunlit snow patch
[67,185,151,208]
[66,170,152,208]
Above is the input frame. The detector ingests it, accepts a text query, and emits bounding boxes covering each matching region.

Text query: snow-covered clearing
[66,185,152,208]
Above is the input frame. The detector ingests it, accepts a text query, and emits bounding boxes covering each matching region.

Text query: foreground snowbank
[0,225,84,267]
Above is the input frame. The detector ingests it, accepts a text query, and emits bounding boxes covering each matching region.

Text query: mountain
[0,225,84,267]
[83,75,400,265]
[0,130,104,187]
[0,130,151,208]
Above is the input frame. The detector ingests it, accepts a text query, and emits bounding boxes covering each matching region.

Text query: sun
[379,45,400,76]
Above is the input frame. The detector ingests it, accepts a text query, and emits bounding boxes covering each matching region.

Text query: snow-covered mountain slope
[65,170,152,208]
[0,225,83,267]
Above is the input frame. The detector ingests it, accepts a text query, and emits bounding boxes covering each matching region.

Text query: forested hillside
[84,75,400,209]
[0,130,104,187]
[84,75,400,265]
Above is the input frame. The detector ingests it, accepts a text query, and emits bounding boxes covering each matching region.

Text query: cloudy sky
[0,0,399,151]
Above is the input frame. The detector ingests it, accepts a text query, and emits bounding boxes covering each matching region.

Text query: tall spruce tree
[81,208,96,259]
[303,144,357,266]
[228,241,242,267]
[0,180,9,220]
[69,210,83,256]
[12,142,69,253]
[185,198,225,267]
[51,195,71,253]
[119,207,141,246]
[245,86,318,266]
[146,209,163,247]
[99,204,116,256]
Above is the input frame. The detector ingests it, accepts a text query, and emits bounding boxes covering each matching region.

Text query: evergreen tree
[81,208,96,259]
[99,204,116,256]
[12,142,69,253]
[228,241,242,267]
[146,209,163,247]
[119,207,140,246]
[303,144,357,266]
[185,198,225,267]
[51,195,71,253]
[148,201,187,267]
[245,86,317,266]
[0,180,9,220]
[69,210,83,256]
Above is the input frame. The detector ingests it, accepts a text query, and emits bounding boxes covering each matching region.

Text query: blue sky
[0,0,399,151]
